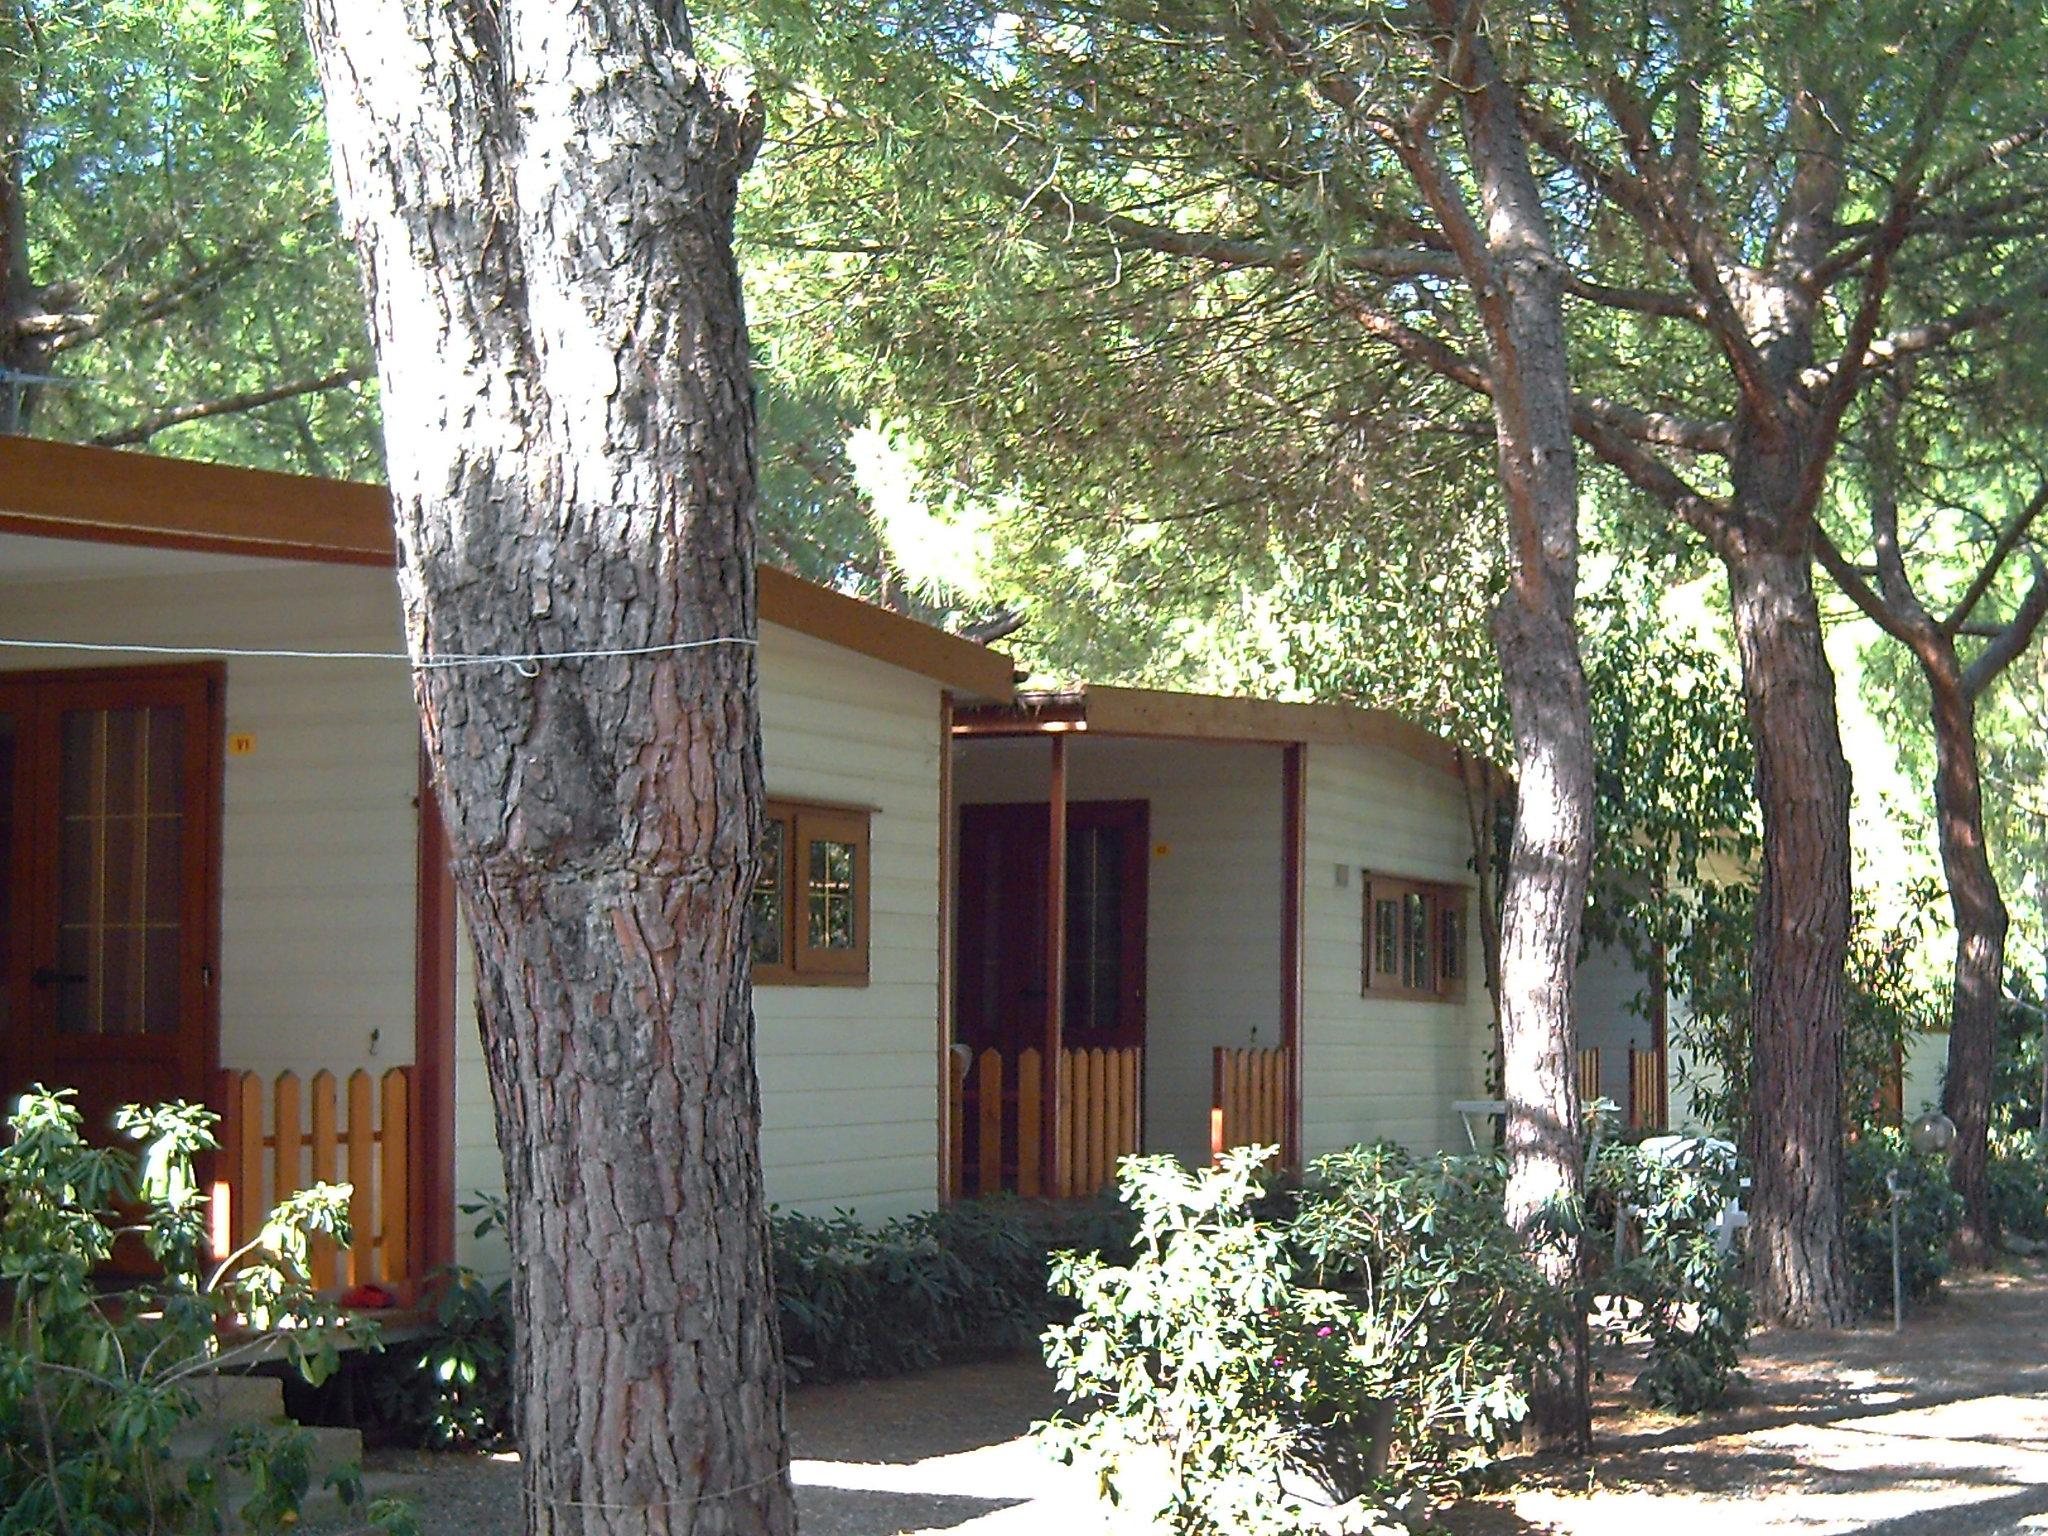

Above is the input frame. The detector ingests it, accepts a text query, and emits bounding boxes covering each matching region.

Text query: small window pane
[807,837,857,950]
[1065,825,1123,1034]
[1403,890,1430,991]
[1440,905,1465,983]
[1373,896,1399,980]
[750,818,786,966]
[0,715,12,1038]
[56,706,184,1037]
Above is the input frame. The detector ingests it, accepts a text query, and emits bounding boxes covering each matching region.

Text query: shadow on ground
[1445,1257,2048,1536]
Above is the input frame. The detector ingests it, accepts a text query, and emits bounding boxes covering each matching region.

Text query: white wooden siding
[1300,742,1493,1159]
[0,543,950,1271]
[450,618,947,1253]
[0,558,420,1092]
[1576,936,1658,1106]
[953,736,1286,1166]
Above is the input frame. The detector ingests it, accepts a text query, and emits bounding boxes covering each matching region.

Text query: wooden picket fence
[210,1067,413,1293]
[1628,1046,1666,1130]
[1210,1046,1289,1162]
[951,1045,1142,1199]
[1576,1046,1602,1105]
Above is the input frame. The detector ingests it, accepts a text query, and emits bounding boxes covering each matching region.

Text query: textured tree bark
[0,44,46,436]
[1724,529,1856,1328]
[1442,18,1597,1453]
[304,6,795,1534]
[1928,659,2006,1263]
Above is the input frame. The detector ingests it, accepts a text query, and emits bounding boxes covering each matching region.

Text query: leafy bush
[362,1258,515,1452]
[1043,1153,1413,1535]
[1991,977,2045,1136]
[1845,1127,1963,1316]
[1588,1136,1751,1412]
[1286,1144,1551,1483]
[366,1189,1135,1449]
[1042,1150,1540,1535]
[0,1086,408,1534]
[1988,1129,2048,1242]
[774,1195,1133,1382]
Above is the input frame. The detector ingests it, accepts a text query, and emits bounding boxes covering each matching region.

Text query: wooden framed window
[1362,875,1467,1002]
[751,799,869,986]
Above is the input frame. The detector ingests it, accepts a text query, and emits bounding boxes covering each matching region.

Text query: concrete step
[186,1371,285,1426]
[168,1380,365,1529]
[167,1418,361,1472]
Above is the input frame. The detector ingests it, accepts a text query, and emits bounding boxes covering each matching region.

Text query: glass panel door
[0,709,17,1051]
[0,668,218,1143]
[1064,823,1125,1035]
[55,704,188,1038]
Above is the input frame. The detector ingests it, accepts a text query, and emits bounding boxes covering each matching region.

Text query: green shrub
[363,1260,514,1451]
[1042,1149,1538,1535]
[1043,1153,1411,1535]
[1989,1129,2048,1241]
[1286,1144,1552,1482]
[0,1086,407,1534]
[1845,1127,1963,1316]
[1588,1136,1751,1412]
[366,1189,1136,1449]
[773,1195,1134,1382]
[1991,978,2044,1135]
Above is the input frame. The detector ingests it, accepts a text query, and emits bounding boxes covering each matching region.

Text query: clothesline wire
[0,634,755,679]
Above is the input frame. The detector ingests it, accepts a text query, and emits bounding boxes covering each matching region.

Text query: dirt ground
[335,1257,2048,1536]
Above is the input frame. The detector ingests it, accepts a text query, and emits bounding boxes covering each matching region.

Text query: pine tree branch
[1550,0,1782,432]
[44,240,265,355]
[1820,265,2048,383]
[1794,3,1998,526]
[1568,411,1727,534]
[1814,527,1933,654]
[88,365,369,448]
[1947,481,2048,637]
[1963,556,2048,699]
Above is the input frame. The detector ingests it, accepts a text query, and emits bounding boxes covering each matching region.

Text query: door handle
[32,967,86,988]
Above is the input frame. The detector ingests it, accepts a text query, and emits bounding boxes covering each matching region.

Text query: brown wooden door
[955,799,1149,1055]
[0,666,222,1141]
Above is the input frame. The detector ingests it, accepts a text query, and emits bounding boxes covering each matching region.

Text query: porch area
[943,704,1307,1199]
[0,442,456,1298]
[209,1066,418,1296]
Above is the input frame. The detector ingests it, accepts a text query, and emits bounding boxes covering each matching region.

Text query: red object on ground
[340,1282,397,1310]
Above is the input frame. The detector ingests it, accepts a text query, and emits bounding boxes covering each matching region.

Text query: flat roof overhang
[0,436,1015,702]
[954,682,1499,787]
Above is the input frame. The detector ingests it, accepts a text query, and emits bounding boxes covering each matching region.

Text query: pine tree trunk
[1,43,46,436]
[1724,532,1856,1328]
[1926,660,2006,1263]
[1448,20,1596,1453]
[304,7,796,1534]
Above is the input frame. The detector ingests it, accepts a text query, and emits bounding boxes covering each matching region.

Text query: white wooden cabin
[0,437,1011,1287]
[0,437,1682,1294]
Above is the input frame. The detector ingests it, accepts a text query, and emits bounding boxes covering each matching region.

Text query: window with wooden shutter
[1362,875,1468,1002]
[751,799,870,986]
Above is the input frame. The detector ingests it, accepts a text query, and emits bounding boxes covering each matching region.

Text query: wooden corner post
[937,691,956,1202]
[1281,742,1306,1170]
[1043,732,1069,1197]
[411,745,458,1291]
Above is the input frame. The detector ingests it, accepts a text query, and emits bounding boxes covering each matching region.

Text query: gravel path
[319,1259,2048,1535]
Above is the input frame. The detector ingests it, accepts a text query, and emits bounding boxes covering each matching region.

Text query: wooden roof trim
[954,682,1494,785]
[756,565,1014,701]
[1086,685,1466,775]
[0,436,1015,699]
[0,435,397,565]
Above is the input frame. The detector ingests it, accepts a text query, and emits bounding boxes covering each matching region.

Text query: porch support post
[1281,742,1306,1170]
[936,691,956,1202]
[411,745,458,1292]
[1649,869,1670,1128]
[1042,731,1069,1196]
